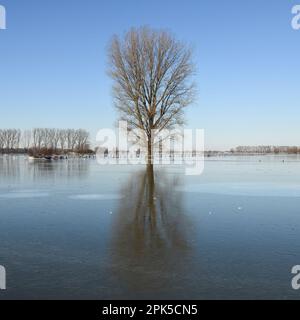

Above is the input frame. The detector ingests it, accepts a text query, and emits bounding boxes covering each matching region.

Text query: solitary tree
[108,27,196,163]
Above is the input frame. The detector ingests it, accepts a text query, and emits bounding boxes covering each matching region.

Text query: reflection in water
[109,165,193,298]
[29,159,90,181]
[0,155,21,179]
[1,157,300,299]
[0,156,89,183]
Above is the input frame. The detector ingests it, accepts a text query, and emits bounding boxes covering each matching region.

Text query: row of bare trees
[0,128,91,154]
[0,129,21,151]
[232,146,300,154]
[31,128,89,152]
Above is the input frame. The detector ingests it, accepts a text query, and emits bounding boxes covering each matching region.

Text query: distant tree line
[0,128,92,155]
[0,129,21,152]
[231,146,300,154]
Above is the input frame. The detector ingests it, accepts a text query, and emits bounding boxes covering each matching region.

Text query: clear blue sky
[0,0,299,150]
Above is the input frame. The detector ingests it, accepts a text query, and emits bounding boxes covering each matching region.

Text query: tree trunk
[147,138,152,165]
[146,164,155,224]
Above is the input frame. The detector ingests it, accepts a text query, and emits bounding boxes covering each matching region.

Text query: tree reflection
[109,165,193,297]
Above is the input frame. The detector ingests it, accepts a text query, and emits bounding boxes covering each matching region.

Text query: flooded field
[0,155,300,299]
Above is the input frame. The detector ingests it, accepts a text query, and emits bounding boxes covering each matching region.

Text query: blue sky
[0,0,299,150]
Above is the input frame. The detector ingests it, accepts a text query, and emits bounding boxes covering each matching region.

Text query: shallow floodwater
[0,155,300,299]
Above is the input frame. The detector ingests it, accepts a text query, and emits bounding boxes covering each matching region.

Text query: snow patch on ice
[69,194,124,201]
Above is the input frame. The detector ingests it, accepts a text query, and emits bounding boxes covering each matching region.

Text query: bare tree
[66,129,75,150]
[33,128,43,150]
[0,130,4,151]
[59,129,67,151]
[76,129,89,152]
[108,26,196,163]
[22,130,32,150]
